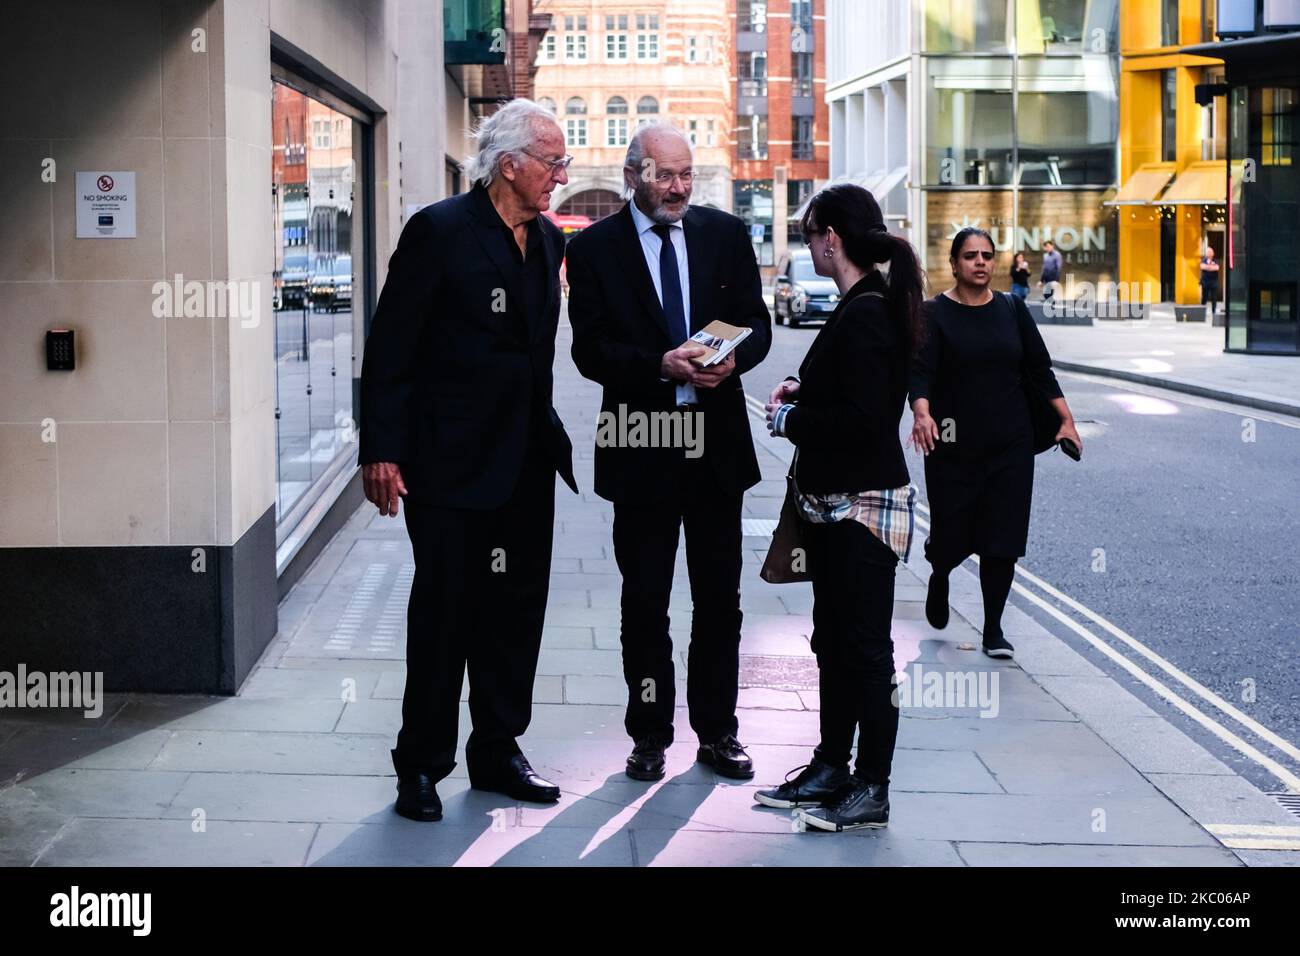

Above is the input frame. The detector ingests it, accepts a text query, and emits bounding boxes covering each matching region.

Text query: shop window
[271,80,362,523]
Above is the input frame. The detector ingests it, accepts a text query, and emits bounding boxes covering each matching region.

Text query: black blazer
[358,183,577,508]
[566,201,772,504]
[783,270,911,495]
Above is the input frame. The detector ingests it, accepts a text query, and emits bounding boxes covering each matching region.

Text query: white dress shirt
[628,199,696,405]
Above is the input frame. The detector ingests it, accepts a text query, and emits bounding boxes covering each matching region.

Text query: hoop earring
[823,249,833,258]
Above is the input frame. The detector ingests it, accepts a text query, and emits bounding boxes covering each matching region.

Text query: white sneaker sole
[754,791,824,809]
[795,809,888,832]
[982,647,1014,659]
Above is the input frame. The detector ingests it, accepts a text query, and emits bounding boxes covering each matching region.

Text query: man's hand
[660,344,710,381]
[768,378,799,406]
[688,351,736,389]
[363,462,408,517]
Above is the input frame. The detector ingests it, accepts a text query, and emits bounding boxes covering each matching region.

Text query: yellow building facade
[1115,0,1226,306]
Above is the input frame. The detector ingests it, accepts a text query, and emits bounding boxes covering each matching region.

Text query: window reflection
[271,81,358,522]
[925,0,1011,53]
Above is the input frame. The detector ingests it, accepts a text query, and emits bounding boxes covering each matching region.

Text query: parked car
[277,252,309,311]
[772,249,840,328]
[309,255,353,312]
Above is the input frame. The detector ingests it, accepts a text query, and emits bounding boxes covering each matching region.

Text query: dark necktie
[652,223,688,344]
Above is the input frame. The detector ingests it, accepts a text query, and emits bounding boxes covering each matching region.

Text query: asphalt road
[749,314,1300,795]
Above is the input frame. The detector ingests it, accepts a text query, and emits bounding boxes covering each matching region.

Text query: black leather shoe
[697,734,755,780]
[926,572,950,630]
[797,777,889,831]
[470,754,560,803]
[626,738,668,781]
[394,772,443,822]
[754,757,851,808]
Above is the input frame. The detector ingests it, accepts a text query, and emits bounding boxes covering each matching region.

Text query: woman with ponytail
[757,184,925,832]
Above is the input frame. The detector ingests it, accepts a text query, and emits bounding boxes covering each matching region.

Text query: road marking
[910,510,1300,793]
[1057,370,1300,430]
[744,394,1300,792]
[912,500,1300,771]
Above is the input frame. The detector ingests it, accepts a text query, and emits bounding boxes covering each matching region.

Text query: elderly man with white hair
[566,122,772,783]
[359,99,578,822]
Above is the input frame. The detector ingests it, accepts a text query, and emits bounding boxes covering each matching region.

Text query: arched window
[606,96,628,115]
[566,97,586,115]
[537,97,556,113]
[558,189,625,222]
[637,96,659,114]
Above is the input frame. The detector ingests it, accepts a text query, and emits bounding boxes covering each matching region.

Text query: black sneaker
[925,572,950,630]
[982,629,1015,659]
[797,777,889,832]
[754,757,851,809]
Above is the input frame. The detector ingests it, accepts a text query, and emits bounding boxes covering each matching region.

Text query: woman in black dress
[757,184,925,831]
[908,228,1082,658]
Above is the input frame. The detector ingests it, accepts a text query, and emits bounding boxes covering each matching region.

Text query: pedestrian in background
[1038,239,1062,300]
[759,185,925,832]
[908,228,1081,660]
[1200,246,1221,315]
[1010,251,1031,300]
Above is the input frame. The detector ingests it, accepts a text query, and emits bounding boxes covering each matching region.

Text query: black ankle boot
[926,572,950,630]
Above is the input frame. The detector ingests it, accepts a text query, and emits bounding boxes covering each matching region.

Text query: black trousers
[805,519,900,784]
[611,453,744,746]
[393,442,556,782]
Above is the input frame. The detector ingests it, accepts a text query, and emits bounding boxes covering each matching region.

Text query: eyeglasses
[522,149,574,174]
[650,169,695,186]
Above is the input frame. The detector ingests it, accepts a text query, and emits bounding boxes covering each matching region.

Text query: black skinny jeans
[805,518,900,784]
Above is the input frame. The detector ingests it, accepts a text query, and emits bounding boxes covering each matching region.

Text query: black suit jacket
[566,202,772,504]
[783,270,911,495]
[358,183,577,508]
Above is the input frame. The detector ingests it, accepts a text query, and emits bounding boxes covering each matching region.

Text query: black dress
[909,292,1062,566]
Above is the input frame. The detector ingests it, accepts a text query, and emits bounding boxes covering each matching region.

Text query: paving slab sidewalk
[1037,308,1300,417]
[2,315,1298,867]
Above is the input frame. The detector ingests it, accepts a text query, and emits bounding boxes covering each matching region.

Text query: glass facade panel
[1241,86,1300,351]
[739,0,768,33]
[1016,56,1118,185]
[1016,0,1118,54]
[272,80,360,522]
[925,58,1014,185]
[737,114,769,160]
[924,0,1011,52]
[1227,85,1249,349]
[734,179,774,265]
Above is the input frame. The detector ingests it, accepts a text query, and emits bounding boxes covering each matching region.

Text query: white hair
[464,99,559,188]
[622,122,694,199]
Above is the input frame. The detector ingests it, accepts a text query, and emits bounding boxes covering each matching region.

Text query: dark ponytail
[799,183,926,358]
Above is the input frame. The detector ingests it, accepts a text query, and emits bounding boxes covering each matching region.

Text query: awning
[872,165,909,204]
[1161,161,1228,205]
[1103,164,1175,206]
[788,166,908,221]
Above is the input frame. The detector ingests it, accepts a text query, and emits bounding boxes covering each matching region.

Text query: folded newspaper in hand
[688,321,752,367]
